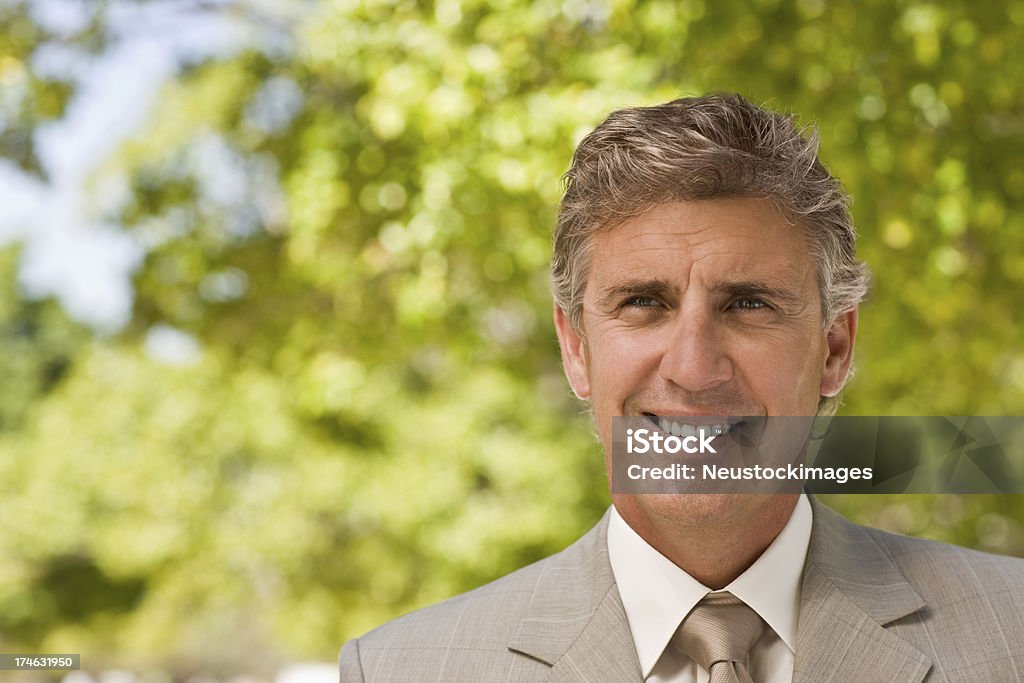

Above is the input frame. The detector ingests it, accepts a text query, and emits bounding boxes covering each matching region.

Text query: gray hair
[551,93,871,413]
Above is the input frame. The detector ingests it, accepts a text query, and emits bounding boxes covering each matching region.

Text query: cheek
[588,335,654,401]
[743,341,826,408]
[734,324,810,365]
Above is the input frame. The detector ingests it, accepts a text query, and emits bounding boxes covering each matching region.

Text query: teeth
[652,417,733,438]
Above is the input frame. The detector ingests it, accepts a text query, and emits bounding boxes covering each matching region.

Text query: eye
[729,297,770,311]
[623,295,661,308]
[615,295,668,324]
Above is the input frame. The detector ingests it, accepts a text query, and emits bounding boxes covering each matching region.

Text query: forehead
[585,198,816,289]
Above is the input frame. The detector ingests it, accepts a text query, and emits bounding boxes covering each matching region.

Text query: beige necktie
[674,591,767,683]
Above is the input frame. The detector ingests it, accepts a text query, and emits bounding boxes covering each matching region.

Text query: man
[339,93,1024,681]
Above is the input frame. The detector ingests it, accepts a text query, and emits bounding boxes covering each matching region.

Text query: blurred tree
[0,0,97,177]
[0,248,84,432]
[1,0,1023,674]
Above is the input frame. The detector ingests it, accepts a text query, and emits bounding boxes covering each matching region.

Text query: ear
[553,303,591,399]
[820,307,858,397]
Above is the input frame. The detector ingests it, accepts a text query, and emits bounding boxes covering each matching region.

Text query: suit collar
[804,496,927,624]
[507,509,643,681]
[508,500,934,682]
[794,497,931,682]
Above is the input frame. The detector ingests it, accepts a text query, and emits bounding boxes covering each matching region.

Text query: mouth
[642,413,741,438]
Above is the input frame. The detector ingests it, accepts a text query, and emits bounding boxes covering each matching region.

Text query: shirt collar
[607,494,813,678]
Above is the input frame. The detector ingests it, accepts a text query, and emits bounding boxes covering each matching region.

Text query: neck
[612,493,800,589]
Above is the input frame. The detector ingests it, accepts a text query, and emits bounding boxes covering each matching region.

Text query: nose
[658,310,734,393]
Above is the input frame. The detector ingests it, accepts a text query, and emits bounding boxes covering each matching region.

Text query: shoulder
[862,522,1024,604]
[862,524,1024,675]
[339,553,555,682]
[358,550,553,650]
[813,498,1024,602]
[340,511,614,682]
[805,499,1024,677]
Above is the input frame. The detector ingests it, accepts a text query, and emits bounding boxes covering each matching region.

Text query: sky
[0,0,265,333]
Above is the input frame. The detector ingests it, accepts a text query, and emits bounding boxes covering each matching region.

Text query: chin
[616,492,781,530]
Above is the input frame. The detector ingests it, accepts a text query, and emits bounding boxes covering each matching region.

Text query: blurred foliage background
[2,0,1024,678]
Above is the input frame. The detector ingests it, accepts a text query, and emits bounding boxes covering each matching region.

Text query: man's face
[554,198,856,527]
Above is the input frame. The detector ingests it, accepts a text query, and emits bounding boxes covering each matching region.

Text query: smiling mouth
[643,414,740,438]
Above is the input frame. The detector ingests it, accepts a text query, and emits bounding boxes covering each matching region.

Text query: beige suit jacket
[339,498,1024,681]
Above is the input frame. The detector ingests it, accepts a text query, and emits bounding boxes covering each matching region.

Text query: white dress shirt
[607,494,813,683]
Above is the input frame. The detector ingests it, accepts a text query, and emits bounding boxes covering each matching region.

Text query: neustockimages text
[623,427,873,484]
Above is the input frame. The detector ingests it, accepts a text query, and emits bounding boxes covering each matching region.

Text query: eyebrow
[714,281,807,309]
[595,278,808,310]
[595,278,677,309]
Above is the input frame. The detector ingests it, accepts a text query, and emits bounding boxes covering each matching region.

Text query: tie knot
[675,592,766,673]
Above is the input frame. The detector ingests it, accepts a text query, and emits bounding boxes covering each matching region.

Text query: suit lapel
[507,510,643,682]
[541,585,643,682]
[508,499,934,682]
[795,498,932,682]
